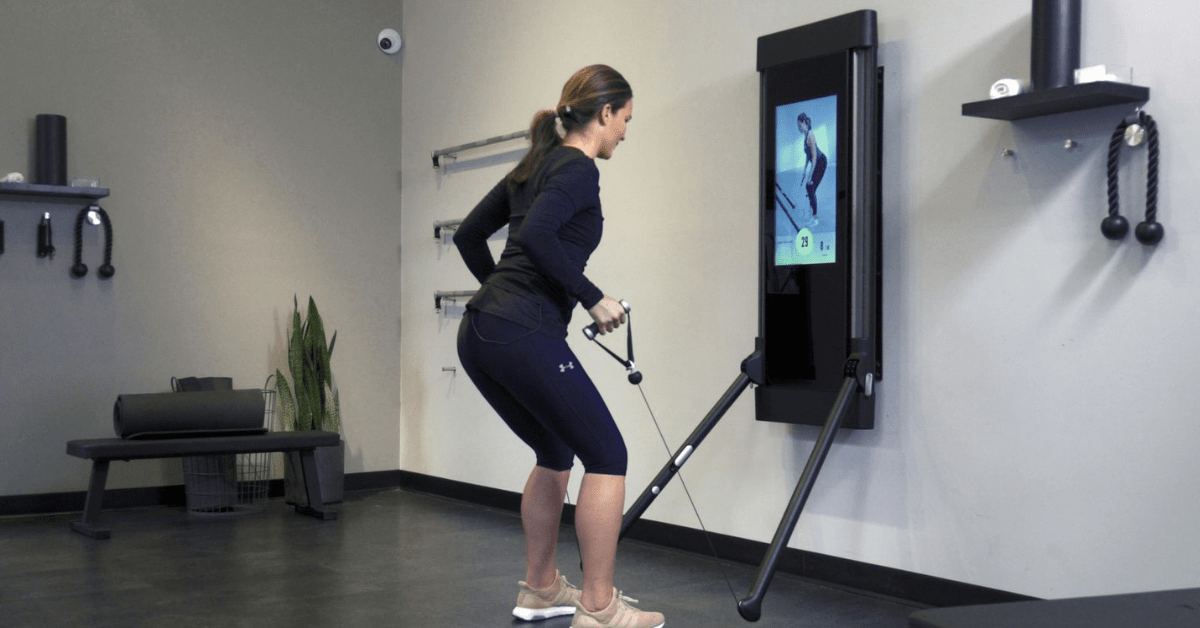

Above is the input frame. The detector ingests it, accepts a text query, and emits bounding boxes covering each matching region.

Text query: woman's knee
[579,442,627,476]
[535,449,575,472]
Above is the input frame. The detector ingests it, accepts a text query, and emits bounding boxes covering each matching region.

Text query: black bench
[909,588,1200,628]
[66,431,341,539]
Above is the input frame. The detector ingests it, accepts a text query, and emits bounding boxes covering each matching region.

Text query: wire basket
[182,387,276,514]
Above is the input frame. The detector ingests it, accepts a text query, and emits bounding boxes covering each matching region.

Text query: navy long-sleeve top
[454,146,604,337]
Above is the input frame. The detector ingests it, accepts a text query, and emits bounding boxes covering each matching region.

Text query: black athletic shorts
[457,309,627,475]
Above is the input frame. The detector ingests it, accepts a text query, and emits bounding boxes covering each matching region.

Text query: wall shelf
[0,182,110,202]
[962,81,1149,121]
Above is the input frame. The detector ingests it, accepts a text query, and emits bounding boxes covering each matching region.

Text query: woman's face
[797,118,810,134]
[597,100,634,160]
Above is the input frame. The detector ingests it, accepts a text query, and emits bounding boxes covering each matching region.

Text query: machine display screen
[760,51,851,387]
[773,95,838,266]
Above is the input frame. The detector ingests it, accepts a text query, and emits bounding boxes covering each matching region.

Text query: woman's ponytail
[509,109,563,184]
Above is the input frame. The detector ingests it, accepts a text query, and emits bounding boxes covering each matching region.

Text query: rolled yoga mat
[113,389,267,439]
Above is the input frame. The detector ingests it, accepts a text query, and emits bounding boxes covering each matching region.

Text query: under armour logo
[559,362,574,373]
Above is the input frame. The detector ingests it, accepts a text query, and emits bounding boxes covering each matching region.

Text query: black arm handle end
[737,597,762,622]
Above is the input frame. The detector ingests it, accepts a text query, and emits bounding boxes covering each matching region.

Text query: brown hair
[508,64,633,184]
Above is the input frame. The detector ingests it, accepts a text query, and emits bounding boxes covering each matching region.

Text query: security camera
[378,28,401,54]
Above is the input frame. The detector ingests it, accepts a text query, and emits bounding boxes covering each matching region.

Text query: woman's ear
[597,102,613,126]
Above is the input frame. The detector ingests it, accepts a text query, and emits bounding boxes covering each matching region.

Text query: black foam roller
[35,114,68,186]
[113,389,266,439]
[173,377,233,392]
[1031,0,1081,91]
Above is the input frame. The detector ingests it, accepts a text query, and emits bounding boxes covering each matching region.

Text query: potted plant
[275,295,344,505]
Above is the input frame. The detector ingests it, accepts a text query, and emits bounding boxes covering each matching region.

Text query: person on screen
[454,64,665,628]
[797,112,827,227]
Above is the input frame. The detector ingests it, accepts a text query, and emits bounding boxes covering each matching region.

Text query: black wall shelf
[0,181,110,202]
[962,81,1149,121]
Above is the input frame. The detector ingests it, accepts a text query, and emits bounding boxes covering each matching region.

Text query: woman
[454,65,665,628]
[797,112,827,227]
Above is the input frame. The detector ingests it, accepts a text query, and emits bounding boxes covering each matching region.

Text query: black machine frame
[615,10,883,622]
[757,10,884,429]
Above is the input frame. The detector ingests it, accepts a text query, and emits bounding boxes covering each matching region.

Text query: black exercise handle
[582,300,642,385]
[582,299,631,340]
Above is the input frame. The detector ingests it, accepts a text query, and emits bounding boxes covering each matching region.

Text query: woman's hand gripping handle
[584,297,629,339]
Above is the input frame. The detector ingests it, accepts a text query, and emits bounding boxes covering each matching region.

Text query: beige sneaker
[513,571,582,621]
[571,587,665,628]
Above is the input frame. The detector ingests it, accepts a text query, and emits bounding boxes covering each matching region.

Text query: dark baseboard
[393,470,1035,609]
[1,469,1032,609]
[0,470,407,518]
[343,469,408,492]
[0,485,189,516]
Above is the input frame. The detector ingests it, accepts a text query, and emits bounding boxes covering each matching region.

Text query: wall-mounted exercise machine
[606,10,884,622]
[756,11,884,430]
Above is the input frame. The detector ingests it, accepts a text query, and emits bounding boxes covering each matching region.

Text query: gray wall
[400,0,1200,600]
[0,1,403,494]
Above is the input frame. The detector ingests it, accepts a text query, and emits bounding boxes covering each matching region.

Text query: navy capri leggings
[457,309,628,476]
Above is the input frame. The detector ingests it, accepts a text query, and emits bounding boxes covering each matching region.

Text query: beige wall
[0,1,403,493]
[400,0,1200,599]
[4,0,1197,604]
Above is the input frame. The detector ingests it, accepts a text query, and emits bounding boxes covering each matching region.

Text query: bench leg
[294,448,337,521]
[71,460,112,539]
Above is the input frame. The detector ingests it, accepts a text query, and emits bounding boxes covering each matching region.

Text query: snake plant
[276,295,340,433]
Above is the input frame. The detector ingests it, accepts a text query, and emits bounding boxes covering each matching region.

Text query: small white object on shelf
[989,79,1026,100]
[1074,65,1132,85]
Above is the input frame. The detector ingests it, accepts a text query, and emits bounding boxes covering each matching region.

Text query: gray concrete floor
[0,488,922,627]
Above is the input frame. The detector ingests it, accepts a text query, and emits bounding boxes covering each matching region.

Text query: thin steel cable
[636,383,741,604]
[581,310,742,603]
